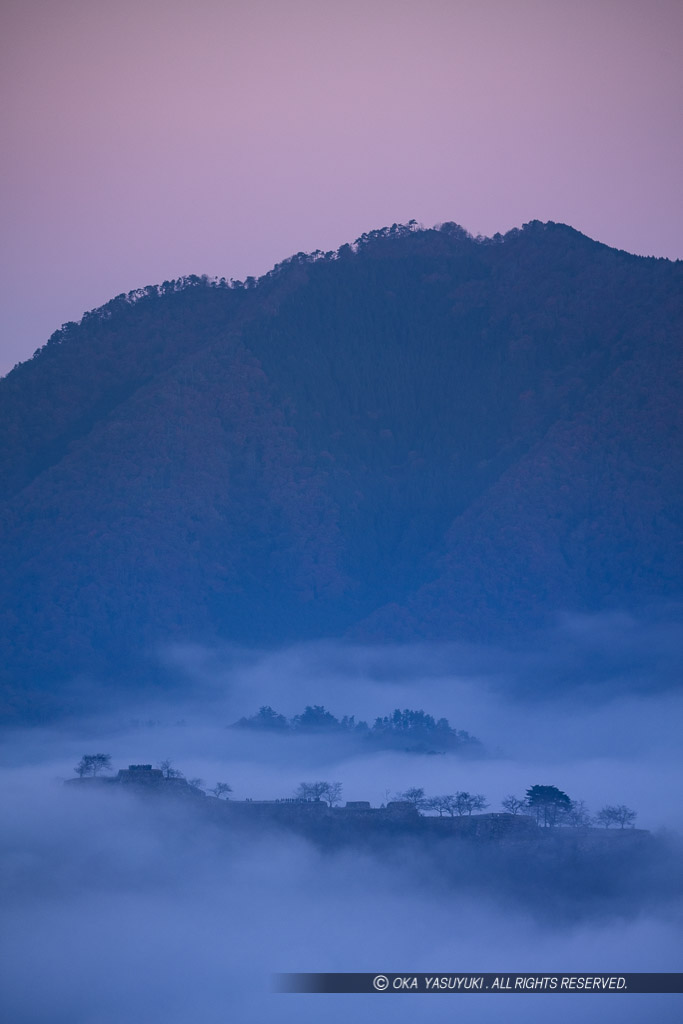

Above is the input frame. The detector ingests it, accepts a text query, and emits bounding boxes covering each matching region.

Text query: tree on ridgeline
[427,794,468,817]
[323,782,343,807]
[596,805,637,829]
[398,787,429,810]
[291,706,341,732]
[157,759,184,780]
[74,754,112,777]
[340,715,370,733]
[427,794,454,816]
[230,705,479,750]
[295,781,343,806]
[501,795,526,815]
[409,790,490,816]
[210,782,233,799]
[233,706,289,731]
[563,800,593,828]
[525,785,571,828]
[454,791,488,816]
[371,709,477,752]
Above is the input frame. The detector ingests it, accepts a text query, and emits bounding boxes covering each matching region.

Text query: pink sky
[1,0,682,374]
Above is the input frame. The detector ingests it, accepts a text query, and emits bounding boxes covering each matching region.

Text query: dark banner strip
[276,973,683,994]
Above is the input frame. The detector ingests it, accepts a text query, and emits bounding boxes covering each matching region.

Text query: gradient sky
[1,0,681,374]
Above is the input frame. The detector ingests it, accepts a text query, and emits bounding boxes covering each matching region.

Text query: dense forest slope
[1,222,681,715]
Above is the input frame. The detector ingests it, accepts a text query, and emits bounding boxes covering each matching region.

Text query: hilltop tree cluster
[502,785,637,829]
[74,754,112,777]
[292,780,638,828]
[398,787,489,816]
[233,705,479,753]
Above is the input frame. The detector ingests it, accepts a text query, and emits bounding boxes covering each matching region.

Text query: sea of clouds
[2,615,682,1022]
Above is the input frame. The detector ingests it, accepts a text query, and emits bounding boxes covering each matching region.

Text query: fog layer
[2,630,682,1022]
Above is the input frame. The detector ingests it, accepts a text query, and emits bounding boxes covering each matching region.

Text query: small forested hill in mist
[1,221,682,715]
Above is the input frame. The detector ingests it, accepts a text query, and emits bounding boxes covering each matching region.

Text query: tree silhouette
[564,800,593,828]
[398,787,428,810]
[596,804,637,829]
[210,782,233,799]
[157,759,184,780]
[426,794,461,816]
[454,791,488,816]
[295,781,343,806]
[427,794,452,816]
[234,706,289,730]
[74,754,112,777]
[291,706,340,731]
[525,785,571,828]
[501,795,526,815]
[324,782,343,807]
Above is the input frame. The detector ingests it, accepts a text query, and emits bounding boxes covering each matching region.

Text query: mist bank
[7,606,682,727]
[4,628,683,834]
[3,624,682,1023]
[1,778,682,1024]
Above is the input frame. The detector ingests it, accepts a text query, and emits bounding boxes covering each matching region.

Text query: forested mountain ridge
[1,221,682,716]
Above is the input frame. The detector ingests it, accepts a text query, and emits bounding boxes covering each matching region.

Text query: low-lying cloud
[2,620,682,1022]
[1,780,681,1024]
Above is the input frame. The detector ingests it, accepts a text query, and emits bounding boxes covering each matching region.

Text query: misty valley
[4,0,683,1013]
[2,220,682,1022]
[2,639,683,1024]
[61,755,676,925]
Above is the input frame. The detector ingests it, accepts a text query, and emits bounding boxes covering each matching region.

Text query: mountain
[1,221,682,716]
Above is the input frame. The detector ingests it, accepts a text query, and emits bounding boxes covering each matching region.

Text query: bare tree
[501,795,526,815]
[398,787,429,810]
[612,805,637,829]
[441,795,460,817]
[295,781,343,806]
[426,794,462,817]
[454,791,488,815]
[157,759,184,780]
[426,795,449,816]
[210,783,233,800]
[325,782,343,807]
[74,754,112,777]
[563,800,593,828]
[597,804,637,829]
[187,777,205,791]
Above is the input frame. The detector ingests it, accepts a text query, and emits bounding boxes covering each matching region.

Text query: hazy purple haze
[2,0,682,374]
